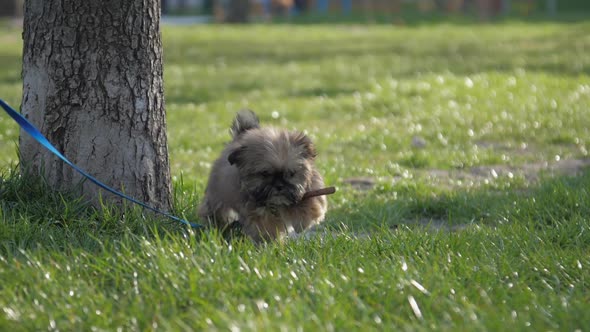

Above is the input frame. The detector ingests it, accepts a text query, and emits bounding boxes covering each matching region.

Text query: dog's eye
[286,170,296,178]
[260,171,272,177]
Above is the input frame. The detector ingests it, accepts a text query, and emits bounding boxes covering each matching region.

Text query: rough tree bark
[20,0,172,210]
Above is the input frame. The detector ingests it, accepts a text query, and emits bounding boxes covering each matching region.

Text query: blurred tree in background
[227,0,250,22]
[159,0,590,21]
[0,0,23,17]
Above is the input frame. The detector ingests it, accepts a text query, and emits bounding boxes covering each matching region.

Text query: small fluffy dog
[199,110,327,242]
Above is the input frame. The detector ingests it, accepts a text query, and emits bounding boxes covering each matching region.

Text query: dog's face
[228,128,316,209]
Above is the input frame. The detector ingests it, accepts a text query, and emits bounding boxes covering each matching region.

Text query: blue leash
[0,98,202,229]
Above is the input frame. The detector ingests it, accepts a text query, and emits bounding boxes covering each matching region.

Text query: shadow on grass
[163,27,590,80]
[0,167,199,256]
[288,86,359,98]
[325,168,590,232]
[1,22,589,107]
[1,164,589,255]
[270,11,590,26]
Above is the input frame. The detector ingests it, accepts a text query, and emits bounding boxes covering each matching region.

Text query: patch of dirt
[341,177,377,191]
[330,158,590,235]
[427,158,590,184]
[341,159,590,191]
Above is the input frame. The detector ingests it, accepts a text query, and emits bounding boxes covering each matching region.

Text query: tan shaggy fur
[199,110,328,243]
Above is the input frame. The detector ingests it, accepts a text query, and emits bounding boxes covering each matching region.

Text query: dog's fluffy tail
[230,109,260,138]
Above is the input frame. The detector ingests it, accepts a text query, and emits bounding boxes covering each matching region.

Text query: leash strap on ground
[0,98,203,229]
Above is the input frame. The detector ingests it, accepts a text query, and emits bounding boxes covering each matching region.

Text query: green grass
[1,21,590,330]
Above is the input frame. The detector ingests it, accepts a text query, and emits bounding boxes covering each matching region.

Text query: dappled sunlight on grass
[1,22,590,330]
[1,24,589,183]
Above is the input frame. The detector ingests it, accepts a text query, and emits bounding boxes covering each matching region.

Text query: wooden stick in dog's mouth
[302,187,336,200]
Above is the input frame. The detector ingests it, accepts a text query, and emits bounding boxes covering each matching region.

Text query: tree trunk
[0,0,17,17]
[476,0,492,20]
[226,0,250,23]
[20,0,172,210]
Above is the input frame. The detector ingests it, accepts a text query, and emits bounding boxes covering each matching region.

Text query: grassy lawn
[1,20,590,330]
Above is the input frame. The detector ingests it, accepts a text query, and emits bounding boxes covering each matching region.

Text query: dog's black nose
[272,176,288,191]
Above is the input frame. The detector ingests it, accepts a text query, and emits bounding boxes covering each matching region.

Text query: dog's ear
[228,146,246,166]
[292,132,317,159]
